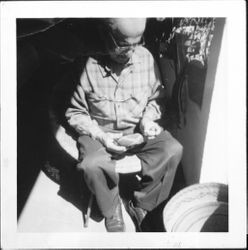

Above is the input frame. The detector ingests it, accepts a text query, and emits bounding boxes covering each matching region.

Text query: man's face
[105,31,143,64]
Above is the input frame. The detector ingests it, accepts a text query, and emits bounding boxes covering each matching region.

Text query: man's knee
[77,152,108,176]
[160,131,183,159]
[78,135,103,156]
[169,139,183,159]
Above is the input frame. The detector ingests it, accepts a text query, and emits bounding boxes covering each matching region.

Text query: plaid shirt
[65,46,165,137]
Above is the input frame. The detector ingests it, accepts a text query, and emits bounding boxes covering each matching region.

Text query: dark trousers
[77,130,183,218]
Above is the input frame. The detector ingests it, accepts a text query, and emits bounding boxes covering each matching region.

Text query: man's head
[102,18,146,64]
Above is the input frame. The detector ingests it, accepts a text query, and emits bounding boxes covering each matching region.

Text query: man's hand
[140,118,163,140]
[99,132,127,154]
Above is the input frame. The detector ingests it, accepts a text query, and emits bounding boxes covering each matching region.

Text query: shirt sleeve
[142,56,166,121]
[65,61,104,138]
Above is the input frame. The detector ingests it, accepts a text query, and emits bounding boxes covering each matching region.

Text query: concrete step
[18,171,135,232]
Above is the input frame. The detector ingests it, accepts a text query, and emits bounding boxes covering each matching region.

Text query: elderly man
[65,18,183,232]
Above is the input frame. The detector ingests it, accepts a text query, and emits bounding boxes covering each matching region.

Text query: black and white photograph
[1,1,246,248]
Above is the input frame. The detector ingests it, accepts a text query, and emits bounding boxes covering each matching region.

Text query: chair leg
[84,193,94,228]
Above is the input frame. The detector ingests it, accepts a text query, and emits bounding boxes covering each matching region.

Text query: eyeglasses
[108,31,145,54]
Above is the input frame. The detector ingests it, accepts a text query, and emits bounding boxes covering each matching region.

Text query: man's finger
[147,135,156,140]
[154,126,162,135]
[109,143,127,153]
[145,129,156,137]
[108,132,123,140]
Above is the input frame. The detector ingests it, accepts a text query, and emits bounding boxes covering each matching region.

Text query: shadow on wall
[173,18,226,185]
[17,18,103,219]
[17,68,51,218]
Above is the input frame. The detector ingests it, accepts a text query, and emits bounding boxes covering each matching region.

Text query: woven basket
[163,182,228,232]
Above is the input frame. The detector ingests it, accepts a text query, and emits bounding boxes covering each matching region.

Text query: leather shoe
[105,199,125,232]
[124,200,147,232]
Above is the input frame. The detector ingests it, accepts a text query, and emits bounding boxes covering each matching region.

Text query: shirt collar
[130,51,142,65]
[98,50,142,77]
[97,57,111,77]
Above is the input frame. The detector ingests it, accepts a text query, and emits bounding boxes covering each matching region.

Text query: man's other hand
[140,118,163,140]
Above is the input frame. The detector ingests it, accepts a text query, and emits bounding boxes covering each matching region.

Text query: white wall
[176,19,226,185]
[200,19,228,184]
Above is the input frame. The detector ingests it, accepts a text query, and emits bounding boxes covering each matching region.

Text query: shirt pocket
[86,92,111,116]
[127,89,149,117]
[87,92,107,102]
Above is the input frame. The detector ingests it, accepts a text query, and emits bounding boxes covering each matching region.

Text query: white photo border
[1,0,246,248]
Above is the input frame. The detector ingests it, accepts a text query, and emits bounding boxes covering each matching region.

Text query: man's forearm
[142,100,162,122]
[67,114,105,140]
